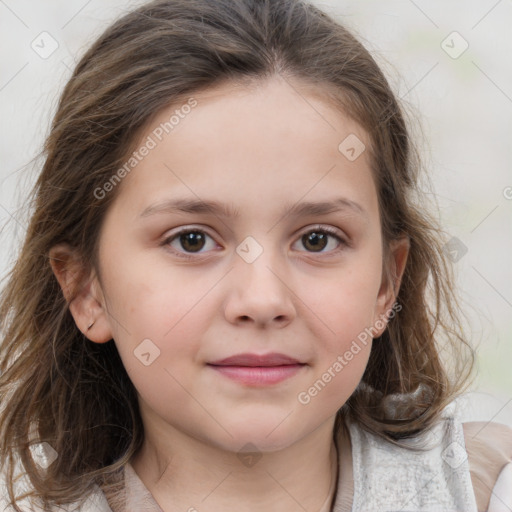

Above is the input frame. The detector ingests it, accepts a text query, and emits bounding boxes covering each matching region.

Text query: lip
[207,352,306,386]
[209,352,303,366]
[208,365,304,386]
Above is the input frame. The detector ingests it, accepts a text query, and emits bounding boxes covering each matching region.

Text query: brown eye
[293,226,346,254]
[302,231,329,252]
[179,231,206,252]
[162,228,217,258]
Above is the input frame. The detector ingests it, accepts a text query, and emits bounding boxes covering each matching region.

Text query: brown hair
[0,0,475,510]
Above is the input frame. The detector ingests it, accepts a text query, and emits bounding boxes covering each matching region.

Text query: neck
[130,417,340,512]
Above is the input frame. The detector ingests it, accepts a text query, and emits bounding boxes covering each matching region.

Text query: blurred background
[1,0,511,427]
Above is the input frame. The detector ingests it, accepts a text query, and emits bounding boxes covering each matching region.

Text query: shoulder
[463,421,512,512]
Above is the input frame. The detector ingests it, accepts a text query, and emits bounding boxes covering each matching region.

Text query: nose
[223,246,297,328]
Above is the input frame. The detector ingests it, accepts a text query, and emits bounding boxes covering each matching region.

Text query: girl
[0,0,511,511]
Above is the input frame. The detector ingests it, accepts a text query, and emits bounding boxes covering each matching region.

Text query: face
[57,76,407,454]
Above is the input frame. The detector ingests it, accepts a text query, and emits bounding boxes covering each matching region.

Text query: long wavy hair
[0,0,475,510]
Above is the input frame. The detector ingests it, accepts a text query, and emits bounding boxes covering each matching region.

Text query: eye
[161,228,217,258]
[161,225,347,259]
[292,225,346,254]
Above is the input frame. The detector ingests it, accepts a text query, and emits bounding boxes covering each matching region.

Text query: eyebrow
[139,197,367,220]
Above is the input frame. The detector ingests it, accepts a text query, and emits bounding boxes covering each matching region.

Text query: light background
[0,0,511,427]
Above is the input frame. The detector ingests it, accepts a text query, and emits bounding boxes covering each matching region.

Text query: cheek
[104,249,215,338]
[110,295,205,418]
[293,252,381,400]
[296,289,374,417]
[299,257,382,337]
[101,257,214,390]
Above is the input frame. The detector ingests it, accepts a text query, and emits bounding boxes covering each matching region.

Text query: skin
[50,75,409,512]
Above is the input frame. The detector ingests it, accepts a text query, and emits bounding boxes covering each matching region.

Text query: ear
[372,236,410,336]
[49,243,113,344]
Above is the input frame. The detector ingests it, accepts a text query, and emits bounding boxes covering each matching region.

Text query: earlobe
[49,243,113,344]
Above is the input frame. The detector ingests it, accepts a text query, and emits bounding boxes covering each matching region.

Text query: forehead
[109,76,378,222]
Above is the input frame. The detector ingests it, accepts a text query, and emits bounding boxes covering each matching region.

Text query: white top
[1,406,511,511]
[345,411,478,511]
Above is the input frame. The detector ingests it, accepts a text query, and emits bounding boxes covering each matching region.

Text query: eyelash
[160,225,348,260]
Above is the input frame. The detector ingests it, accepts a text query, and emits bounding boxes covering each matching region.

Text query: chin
[209,417,308,454]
